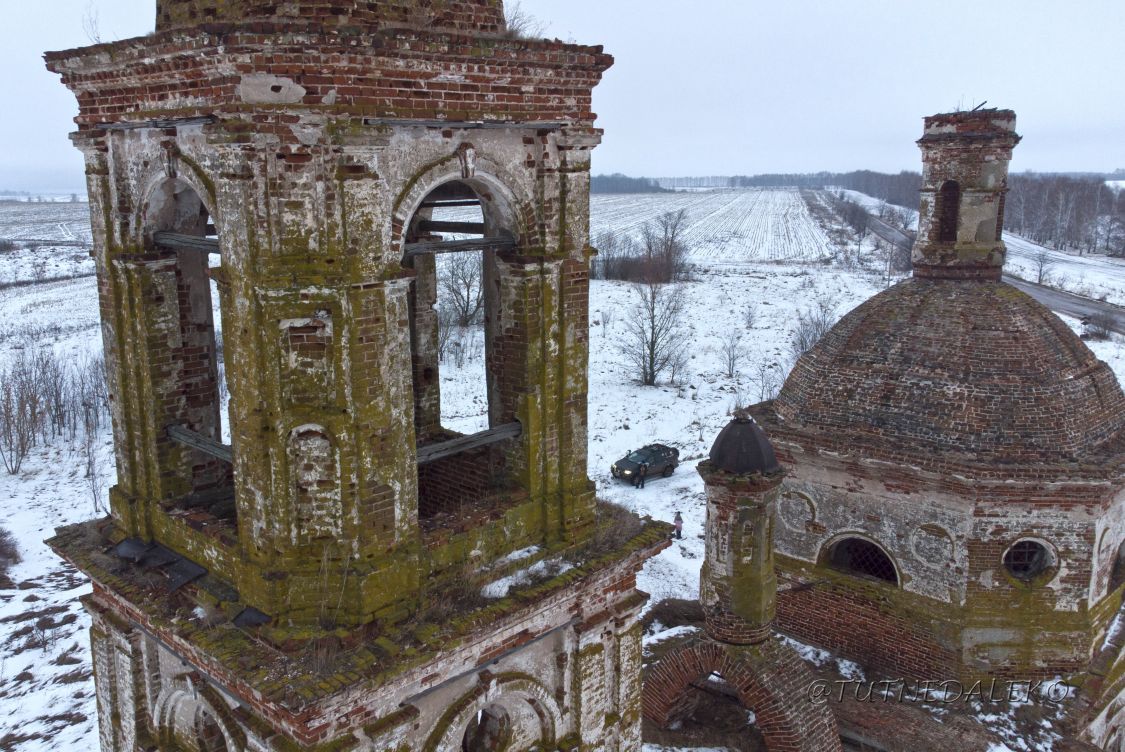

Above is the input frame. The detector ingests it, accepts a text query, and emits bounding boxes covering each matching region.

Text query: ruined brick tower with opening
[45,2,669,749]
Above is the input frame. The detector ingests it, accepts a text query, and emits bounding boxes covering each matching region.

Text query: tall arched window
[145,177,235,522]
[401,178,521,525]
[995,180,1008,242]
[825,537,898,585]
[937,180,961,242]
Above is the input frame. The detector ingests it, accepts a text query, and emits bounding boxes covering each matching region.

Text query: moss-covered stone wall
[66,106,607,629]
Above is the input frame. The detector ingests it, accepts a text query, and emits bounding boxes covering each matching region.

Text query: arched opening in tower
[1111,541,1125,594]
[936,180,961,243]
[406,181,491,436]
[145,177,236,526]
[461,705,513,752]
[402,179,521,527]
[195,708,229,752]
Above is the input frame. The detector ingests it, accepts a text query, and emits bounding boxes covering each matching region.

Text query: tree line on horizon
[592,169,1125,256]
[590,174,670,194]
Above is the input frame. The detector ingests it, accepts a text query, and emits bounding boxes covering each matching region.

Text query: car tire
[662,464,674,478]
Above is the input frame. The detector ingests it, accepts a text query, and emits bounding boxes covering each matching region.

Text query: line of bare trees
[1005,175,1125,255]
[0,350,110,485]
[600,212,695,386]
[593,209,691,284]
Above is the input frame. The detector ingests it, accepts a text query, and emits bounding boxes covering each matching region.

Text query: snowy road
[1004,275,1125,334]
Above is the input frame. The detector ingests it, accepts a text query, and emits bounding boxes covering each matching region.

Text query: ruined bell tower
[46,2,669,749]
[912,110,1021,280]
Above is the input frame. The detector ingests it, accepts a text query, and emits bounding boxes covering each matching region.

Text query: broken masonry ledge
[46,516,669,736]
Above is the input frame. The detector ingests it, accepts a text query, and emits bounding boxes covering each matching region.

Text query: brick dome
[774,278,1125,462]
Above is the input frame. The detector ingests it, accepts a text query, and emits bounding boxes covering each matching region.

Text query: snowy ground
[1,191,1124,749]
[1004,233,1125,306]
[0,277,108,749]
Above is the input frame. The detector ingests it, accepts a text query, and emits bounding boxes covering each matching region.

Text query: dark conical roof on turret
[709,414,781,475]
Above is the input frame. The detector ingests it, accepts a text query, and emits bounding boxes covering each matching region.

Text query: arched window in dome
[936,180,961,242]
[824,537,898,585]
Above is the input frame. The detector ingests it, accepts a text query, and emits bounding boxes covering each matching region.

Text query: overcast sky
[4,0,1123,191]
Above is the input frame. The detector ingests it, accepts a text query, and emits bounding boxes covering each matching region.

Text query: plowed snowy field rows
[0,202,92,243]
[591,188,834,263]
[438,188,834,264]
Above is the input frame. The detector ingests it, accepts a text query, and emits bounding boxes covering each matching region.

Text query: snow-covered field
[592,189,835,264]
[1,191,1124,750]
[0,202,92,243]
[0,277,107,749]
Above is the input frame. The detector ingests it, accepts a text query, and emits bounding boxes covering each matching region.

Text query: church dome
[773,277,1125,462]
[709,414,782,475]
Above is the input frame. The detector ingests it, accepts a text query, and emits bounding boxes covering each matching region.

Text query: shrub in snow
[0,527,20,576]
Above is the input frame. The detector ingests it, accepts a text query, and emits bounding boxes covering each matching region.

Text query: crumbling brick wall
[156,0,507,34]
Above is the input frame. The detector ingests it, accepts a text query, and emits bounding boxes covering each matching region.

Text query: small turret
[913,109,1021,280]
[698,414,784,644]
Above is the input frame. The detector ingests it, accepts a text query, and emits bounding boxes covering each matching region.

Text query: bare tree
[595,213,690,283]
[0,354,41,475]
[1032,249,1055,285]
[82,1,103,44]
[83,426,105,516]
[35,350,70,441]
[1084,312,1114,341]
[503,1,546,39]
[438,252,484,327]
[623,282,686,386]
[719,330,746,378]
[753,361,784,402]
[599,306,614,337]
[640,209,690,283]
[787,299,837,365]
[743,303,758,330]
[593,231,627,280]
[0,527,19,578]
[668,347,690,387]
[435,304,456,362]
[1108,216,1125,258]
